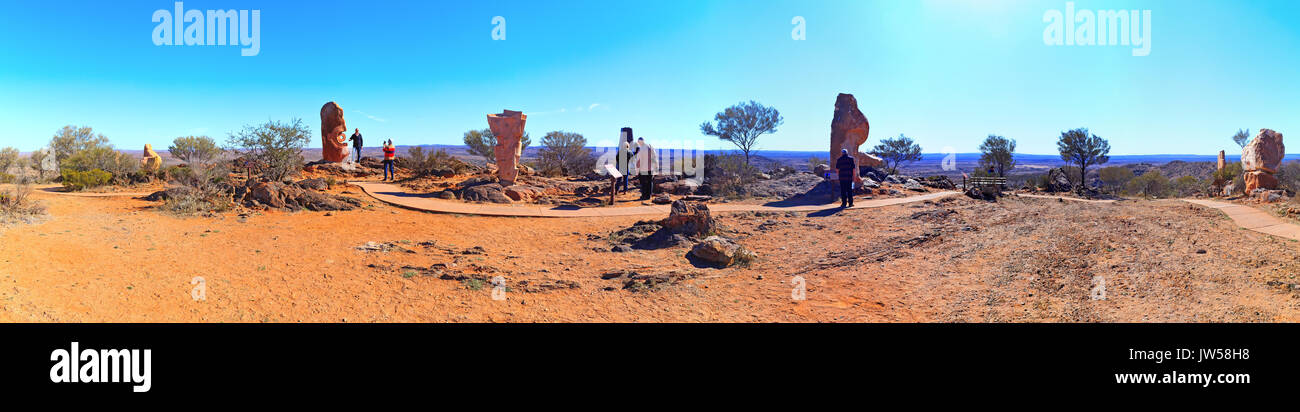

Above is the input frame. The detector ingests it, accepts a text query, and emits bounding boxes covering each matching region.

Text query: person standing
[382,140,396,181]
[348,128,364,163]
[616,127,633,194]
[634,137,656,201]
[835,149,859,208]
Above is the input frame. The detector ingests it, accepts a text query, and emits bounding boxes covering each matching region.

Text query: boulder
[140,144,163,173]
[1045,167,1074,192]
[295,178,329,191]
[1252,188,1286,203]
[486,110,527,185]
[689,236,756,268]
[830,93,885,169]
[812,164,829,178]
[434,190,457,200]
[461,184,512,203]
[652,193,673,204]
[502,185,544,202]
[659,200,715,237]
[304,160,377,177]
[319,102,350,163]
[1242,129,1284,173]
[247,182,359,211]
[903,179,925,191]
[142,186,196,202]
[1222,182,1236,197]
[1244,171,1279,193]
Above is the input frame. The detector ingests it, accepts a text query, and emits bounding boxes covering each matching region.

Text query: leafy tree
[699,101,783,165]
[1232,128,1252,148]
[807,155,826,172]
[462,128,530,164]
[870,134,923,175]
[28,149,55,182]
[169,136,224,166]
[977,135,1016,177]
[1126,170,1171,198]
[49,125,111,165]
[1172,175,1201,197]
[225,119,312,182]
[1057,128,1110,191]
[0,147,17,173]
[1096,166,1134,194]
[537,131,594,176]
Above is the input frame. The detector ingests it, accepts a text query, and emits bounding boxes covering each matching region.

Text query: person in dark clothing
[836,149,859,208]
[634,137,656,201]
[616,127,633,194]
[348,129,364,163]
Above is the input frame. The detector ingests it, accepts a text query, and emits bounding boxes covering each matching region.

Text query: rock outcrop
[659,200,715,237]
[486,110,527,185]
[830,93,884,172]
[320,102,350,163]
[1242,129,1284,192]
[140,144,162,173]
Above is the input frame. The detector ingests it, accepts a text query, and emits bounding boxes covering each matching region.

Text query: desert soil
[2,186,1299,322]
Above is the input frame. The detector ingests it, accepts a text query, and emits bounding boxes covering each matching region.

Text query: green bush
[1126,170,1171,198]
[704,153,758,199]
[60,169,112,191]
[62,146,138,184]
[401,146,469,177]
[0,173,13,184]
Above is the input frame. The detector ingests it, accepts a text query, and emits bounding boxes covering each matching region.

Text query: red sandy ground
[2,186,1299,322]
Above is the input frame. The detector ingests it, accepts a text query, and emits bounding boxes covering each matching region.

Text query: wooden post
[609,175,616,206]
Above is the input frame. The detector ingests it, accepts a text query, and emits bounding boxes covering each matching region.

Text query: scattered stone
[659,200,716,237]
[295,178,329,191]
[652,193,673,204]
[903,179,925,191]
[460,184,512,203]
[611,245,633,253]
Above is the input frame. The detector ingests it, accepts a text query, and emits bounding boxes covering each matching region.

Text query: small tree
[977,135,1016,177]
[1172,175,1201,197]
[807,155,826,172]
[29,149,55,182]
[463,128,531,164]
[870,134,923,175]
[169,136,224,166]
[1096,166,1134,194]
[1127,170,1171,198]
[0,147,18,174]
[537,131,594,176]
[1057,128,1110,191]
[699,101,783,165]
[226,119,312,182]
[49,125,111,165]
[1232,128,1252,148]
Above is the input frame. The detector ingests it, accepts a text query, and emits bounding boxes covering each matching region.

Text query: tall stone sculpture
[141,144,162,172]
[830,93,884,175]
[319,102,349,163]
[486,109,527,185]
[1213,150,1227,191]
[1242,129,1284,192]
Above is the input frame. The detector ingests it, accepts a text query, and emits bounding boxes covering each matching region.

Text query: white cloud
[356,110,387,123]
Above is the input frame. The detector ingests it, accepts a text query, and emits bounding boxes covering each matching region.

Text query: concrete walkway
[351,181,960,218]
[1184,199,1300,241]
[1014,193,1118,203]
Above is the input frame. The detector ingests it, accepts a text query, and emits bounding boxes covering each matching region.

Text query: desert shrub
[225,119,311,182]
[61,146,138,184]
[60,169,112,191]
[1212,161,1243,195]
[807,156,826,172]
[704,153,758,198]
[28,149,56,183]
[0,181,46,223]
[1172,175,1200,197]
[161,188,233,215]
[0,173,12,184]
[537,131,595,176]
[169,136,223,166]
[402,146,469,177]
[1097,166,1133,194]
[1126,170,1171,198]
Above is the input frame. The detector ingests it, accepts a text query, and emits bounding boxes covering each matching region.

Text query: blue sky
[1,0,1297,155]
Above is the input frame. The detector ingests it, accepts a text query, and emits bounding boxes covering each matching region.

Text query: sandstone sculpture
[1213,150,1227,191]
[1242,129,1284,192]
[140,144,162,172]
[319,102,350,163]
[830,93,884,174]
[486,110,527,185]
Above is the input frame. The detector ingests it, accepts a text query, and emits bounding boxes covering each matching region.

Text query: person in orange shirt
[381,140,396,181]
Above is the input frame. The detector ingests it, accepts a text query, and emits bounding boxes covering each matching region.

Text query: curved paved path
[1014,193,1118,203]
[1184,199,1300,241]
[351,181,960,218]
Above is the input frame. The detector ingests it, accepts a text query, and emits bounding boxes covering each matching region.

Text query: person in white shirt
[634,137,656,200]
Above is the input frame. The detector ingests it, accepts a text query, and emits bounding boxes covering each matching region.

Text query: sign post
[604,164,623,207]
